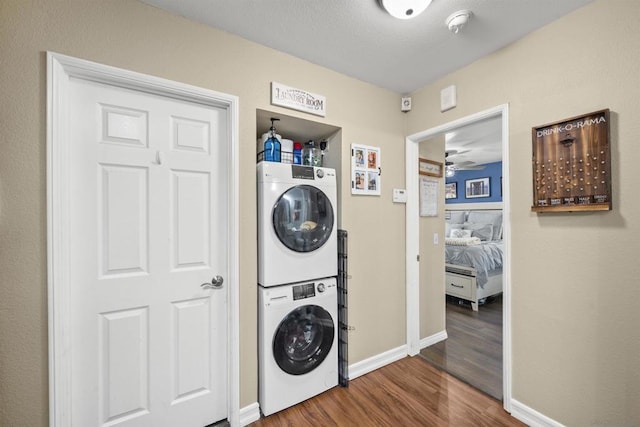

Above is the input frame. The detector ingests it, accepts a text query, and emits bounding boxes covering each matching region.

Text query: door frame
[404,104,512,412]
[46,52,240,426]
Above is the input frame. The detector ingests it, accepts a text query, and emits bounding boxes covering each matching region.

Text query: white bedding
[445,237,481,246]
[445,241,503,287]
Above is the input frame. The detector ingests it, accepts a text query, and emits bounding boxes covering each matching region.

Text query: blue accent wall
[445,161,502,204]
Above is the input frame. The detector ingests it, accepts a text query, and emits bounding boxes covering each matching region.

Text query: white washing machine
[258,278,338,416]
[258,162,337,287]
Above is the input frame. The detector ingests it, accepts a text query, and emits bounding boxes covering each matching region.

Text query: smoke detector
[446,10,472,34]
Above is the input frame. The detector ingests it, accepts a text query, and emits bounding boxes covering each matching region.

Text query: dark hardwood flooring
[420,295,503,401]
[250,355,523,426]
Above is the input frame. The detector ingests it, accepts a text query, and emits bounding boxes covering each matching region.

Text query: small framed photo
[351,143,381,196]
[418,158,443,177]
[445,182,457,199]
[465,177,490,198]
[367,171,378,191]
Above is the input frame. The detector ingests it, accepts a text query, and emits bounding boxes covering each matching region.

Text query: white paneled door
[66,78,228,426]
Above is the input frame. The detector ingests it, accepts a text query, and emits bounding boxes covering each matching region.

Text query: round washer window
[272,304,335,376]
[272,185,334,253]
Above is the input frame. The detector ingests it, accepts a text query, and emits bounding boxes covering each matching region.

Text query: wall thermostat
[393,188,407,203]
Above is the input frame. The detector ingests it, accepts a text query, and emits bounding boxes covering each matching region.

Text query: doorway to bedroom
[404,104,511,409]
[421,115,504,400]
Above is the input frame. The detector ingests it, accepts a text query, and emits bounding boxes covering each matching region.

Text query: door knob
[201,275,224,290]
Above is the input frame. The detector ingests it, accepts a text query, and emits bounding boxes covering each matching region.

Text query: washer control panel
[292,282,316,300]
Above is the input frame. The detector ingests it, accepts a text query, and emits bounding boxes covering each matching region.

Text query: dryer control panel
[291,165,315,180]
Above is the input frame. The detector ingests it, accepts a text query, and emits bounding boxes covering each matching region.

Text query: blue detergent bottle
[264,117,281,162]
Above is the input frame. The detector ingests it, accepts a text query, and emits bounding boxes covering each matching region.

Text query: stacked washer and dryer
[257,161,339,416]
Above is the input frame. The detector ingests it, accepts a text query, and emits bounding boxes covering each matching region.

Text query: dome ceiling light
[379,0,433,20]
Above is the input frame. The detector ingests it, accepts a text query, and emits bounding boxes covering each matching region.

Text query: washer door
[273,304,335,376]
[272,185,334,253]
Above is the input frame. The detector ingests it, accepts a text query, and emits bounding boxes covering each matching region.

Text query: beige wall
[408,1,640,425]
[418,138,446,338]
[0,1,406,425]
[3,0,639,426]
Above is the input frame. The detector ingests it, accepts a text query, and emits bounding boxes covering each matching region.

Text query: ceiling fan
[445,150,485,177]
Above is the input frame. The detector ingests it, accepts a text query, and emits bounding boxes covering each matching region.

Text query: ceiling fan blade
[457,165,486,170]
[445,149,470,157]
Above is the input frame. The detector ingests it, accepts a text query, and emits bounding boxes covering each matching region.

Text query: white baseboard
[419,330,448,349]
[348,345,407,380]
[418,332,564,427]
[241,346,409,425]
[239,402,260,426]
[510,399,565,427]
[244,345,568,427]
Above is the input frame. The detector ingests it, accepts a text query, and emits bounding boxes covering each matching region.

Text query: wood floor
[420,295,503,400]
[249,355,523,426]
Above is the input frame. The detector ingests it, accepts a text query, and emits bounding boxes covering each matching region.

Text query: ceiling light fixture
[445,165,456,178]
[446,10,473,34]
[379,0,433,20]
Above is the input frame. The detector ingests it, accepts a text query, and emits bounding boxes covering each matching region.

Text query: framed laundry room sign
[351,144,381,196]
[270,82,326,117]
[531,109,611,212]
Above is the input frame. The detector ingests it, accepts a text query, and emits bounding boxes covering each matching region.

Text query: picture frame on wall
[445,182,457,199]
[351,143,381,196]
[531,109,611,212]
[465,177,490,198]
[418,158,443,177]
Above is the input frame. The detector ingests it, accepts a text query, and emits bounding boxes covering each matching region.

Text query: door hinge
[416,254,420,262]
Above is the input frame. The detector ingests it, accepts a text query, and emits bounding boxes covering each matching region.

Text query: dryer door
[272,185,334,252]
[273,304,335,375]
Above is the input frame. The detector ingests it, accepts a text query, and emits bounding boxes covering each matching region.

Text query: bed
[444,209,503,311]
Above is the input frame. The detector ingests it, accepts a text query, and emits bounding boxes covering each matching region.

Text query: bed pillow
[449,228,472,239]
[463,222,494,241]
[467,211,502,240]
[447,211,466,224]
[445,222,463,237]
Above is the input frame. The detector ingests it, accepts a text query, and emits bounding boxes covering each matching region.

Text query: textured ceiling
[444,115,503,167]
[141,0,594,94]
[139,0,593,164]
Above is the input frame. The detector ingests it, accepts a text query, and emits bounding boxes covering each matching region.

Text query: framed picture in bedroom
[445,182,457,199]
[465,177,490,198]
[531,109,611,212]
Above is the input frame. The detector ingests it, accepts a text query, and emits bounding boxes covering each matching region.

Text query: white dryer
[258,278,338,416]
[258,162,337,287]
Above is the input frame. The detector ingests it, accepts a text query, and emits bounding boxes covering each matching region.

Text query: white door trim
[404,104,512,412]
[46,52,240,426]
